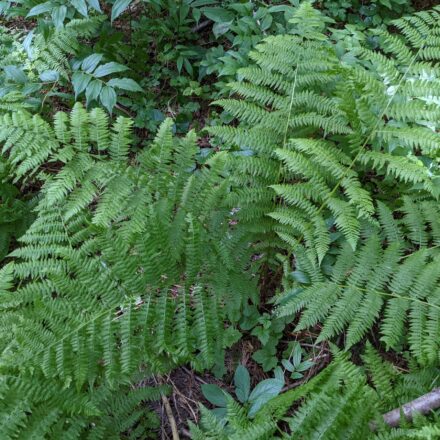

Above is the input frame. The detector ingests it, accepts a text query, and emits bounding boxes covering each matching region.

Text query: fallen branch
[370,388,440,430]
[161,394,181,440]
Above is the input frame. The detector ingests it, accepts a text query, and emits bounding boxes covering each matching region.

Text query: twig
[182,366,208,384]
[168,379,199,421]
[114,103,134,117]
[310,353,330,362]
[281,377,308,393]
[181,427,192,438]
[370,388,440,430]
[39,81,58,113]
[162,394,181,440]
[191,19,211,33]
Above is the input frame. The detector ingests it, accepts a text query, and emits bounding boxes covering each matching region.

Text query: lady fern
[2,2,440,437]
[276,199,440,365]
[0,104,257,438]
[211,3,440,265]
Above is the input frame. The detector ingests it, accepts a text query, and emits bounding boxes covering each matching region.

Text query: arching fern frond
[277,199,440,365]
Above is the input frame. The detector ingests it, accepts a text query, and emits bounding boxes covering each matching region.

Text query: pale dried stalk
[370,388,440,430]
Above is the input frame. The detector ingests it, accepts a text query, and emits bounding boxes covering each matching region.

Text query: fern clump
[1,1,440,437]
[276,199,440,365]
[0,104,257,438]
[211,3,440,263]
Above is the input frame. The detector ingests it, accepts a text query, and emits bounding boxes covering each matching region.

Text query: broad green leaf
[379,0,392,9]
[183,58,193,76]
[296,360,314,372]
[249,378,284,403]
[82,54,103,73]
[191,0,218,6]
[179,3,189,21]
[51,5,66,27]
[202,7,234,23]
[292,343,302,368]
[22,83,42,95]
[281,359,295,372]
[201,384,229,407]
[0,1,10,14]
[248,378,284,416]
[71,59,82,70]
[72,72,92,98]
[27,1,53,17]
[3,65,27,84]
[85,80,102,105]
[234,365,250,403]
[212,21,232,38]
[100,85,117,113]
[39,70,59,82]
[222,326,241,347]
[93,62,128,78]
[290,372,303,379]
[86,0,101,12]
[251,325,270,345]
[107,78,143,92]
[211,407,227,420]
[268,5,295,13]
[71,0,88,16]
[22,31,34,59]
[261,13,273,31]
[111,0,132,22]
[176,57,183,73]
[192,8,201,23]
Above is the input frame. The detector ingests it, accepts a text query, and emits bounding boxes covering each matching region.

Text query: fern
[30,18,104,80]
[210,3,440,266]
[2,3,440,438]
[0,104,258,437]
[276,199,440,365]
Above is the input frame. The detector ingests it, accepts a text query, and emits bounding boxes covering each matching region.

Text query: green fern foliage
[276,199,440,365]
[30,17,104,79]
[210,3,440,265]
[2,1,440,438]
[0,104,256,437]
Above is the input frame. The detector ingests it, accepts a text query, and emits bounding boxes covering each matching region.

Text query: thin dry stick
[370,388,440,430]
[180,427,192,438]
[161,394,181,440]
[182,366,208,384]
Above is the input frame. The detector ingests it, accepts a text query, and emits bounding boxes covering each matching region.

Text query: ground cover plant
[1,0,440,438]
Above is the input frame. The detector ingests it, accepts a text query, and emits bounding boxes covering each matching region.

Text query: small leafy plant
[71,54,142,112]
[281,342,314,380]
[201,364,285,419]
